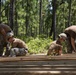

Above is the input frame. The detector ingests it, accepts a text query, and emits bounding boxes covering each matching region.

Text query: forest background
[0,0,76,54]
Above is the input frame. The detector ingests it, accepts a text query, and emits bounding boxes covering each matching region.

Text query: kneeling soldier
[0,23,14,56]
[47,33,67,56]
[7,35,28,57]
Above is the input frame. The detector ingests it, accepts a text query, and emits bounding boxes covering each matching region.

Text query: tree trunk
[5,3,9,24]
[50,0,57,40]
[68,0,72,27]
[39,0,42,35]
[9,0,15,30]
[25,0,29,37]
[14,0,18,36]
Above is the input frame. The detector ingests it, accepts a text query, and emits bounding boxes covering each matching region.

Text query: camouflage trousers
[66,37,74,53]
[0,35,4,56]
[9,48,28,57]
[0,35,10,56]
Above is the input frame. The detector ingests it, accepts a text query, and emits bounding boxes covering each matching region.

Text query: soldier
[7,35,28,57]
[0,23,14,56]
[47,33,67,56]
[64,25,76,53]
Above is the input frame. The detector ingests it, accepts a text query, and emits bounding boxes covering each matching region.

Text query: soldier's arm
[56,44,63,48]
[71,37,76,52]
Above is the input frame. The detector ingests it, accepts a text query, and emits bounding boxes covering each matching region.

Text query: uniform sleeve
[12,42,18,48]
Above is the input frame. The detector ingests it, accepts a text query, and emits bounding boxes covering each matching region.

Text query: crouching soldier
[0,23,14,56]
[47,33,67,56]
[7,35,28,57]
[64,25,76,53]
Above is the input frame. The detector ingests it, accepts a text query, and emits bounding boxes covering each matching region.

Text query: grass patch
[26,37,52,54]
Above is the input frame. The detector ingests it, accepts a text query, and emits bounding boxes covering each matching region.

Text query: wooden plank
[0,53,76,62]
[0,67,76,71]
[1,60,76,67]
[0,54,76,75]
[0,71,76,75]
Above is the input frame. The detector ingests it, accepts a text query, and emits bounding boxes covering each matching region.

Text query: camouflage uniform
[47,40,62,56]
[9,38,28,57]
[64,25,76,53]
[0,23,13,56]
[47,33,67,56]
